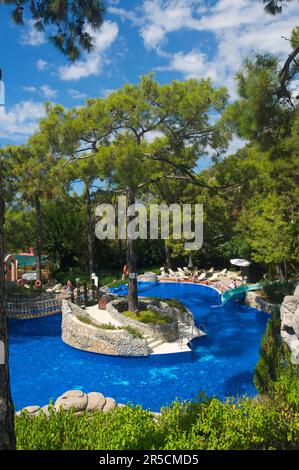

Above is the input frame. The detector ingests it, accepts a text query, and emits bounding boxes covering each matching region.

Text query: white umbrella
[188,256,193,269]
[22,272,37,282]
[230,259,251,267]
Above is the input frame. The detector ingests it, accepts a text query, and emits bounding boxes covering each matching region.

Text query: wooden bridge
[6,291,63,320]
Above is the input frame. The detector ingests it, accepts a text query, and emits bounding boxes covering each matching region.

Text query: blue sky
[0,0,299,155]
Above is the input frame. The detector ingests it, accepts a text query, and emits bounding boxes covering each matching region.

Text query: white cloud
[22,84,57,100]
[139,0,201,50]
[68,89,88,100]
[112,0,299,97]
[20,20,46,46]
[23,86,38,93]
[40,85,57,100]
[36,59,48,71]
[59,21,119,81]
[167,50,209,78]
[151,0,299,97]
[0,101,46,140]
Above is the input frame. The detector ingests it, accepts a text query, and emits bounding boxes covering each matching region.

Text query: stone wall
[245,291,279,314]
[62,301,149,357]
[106,298,179,342]
[280,285,299,365]
[153,300,195,326]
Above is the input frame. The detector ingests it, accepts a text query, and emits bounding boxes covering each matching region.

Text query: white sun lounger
[197,272,207,281]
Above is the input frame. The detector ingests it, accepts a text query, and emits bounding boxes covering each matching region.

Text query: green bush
[53,269,90,286]
[98,276,124,288]
[15,381,299,450]
[261,280,296,304]
[76,315,119,330]
[123,309,172,325]
[125,326,143,339]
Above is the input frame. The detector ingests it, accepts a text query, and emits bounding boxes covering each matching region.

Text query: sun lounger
[168,268,180,279]
[183,267,192,275]
[160,267,169,277]
[209,272,221,282]
[197,272,207,281]
[177,268,189,279]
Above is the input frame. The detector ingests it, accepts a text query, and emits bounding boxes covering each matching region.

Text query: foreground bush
[261,280,296,304]
[15,377,299,450]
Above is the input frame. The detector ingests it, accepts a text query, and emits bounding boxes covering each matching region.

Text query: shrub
[261,280,296,304]
[254,306,284,393]
[76,315,94,326]
[15,385,299,450]
[76,315,119,330]
[125,326,143,339]
[123,309,172,325]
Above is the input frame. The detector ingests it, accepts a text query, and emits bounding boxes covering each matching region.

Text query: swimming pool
[8,282,268,411]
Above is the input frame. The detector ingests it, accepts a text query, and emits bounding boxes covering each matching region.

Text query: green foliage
[2,0,105,60]
[125,326,144,339]
[15,385,299,450]
[76,315,97,327]
[15,405,157,450]
[254,306,286,393]
[261,0,293,16]
[123,309,172,325]
[53,270,90,285]
[159,298,188,313]
[99,276,123,288]
[223,238,251,261]
[261,280,297,303]
[224,54,292,147]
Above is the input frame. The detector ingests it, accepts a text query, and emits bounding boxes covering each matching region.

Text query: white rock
[291,346,299,365]
[293,284,299,298]
[86,392,106,411]
[60,390,85,398]
[23,405,40,414]
[102,397,116,412]
[55,390,88,412]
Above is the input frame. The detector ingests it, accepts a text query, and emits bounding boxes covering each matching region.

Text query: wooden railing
[6,292,63,319]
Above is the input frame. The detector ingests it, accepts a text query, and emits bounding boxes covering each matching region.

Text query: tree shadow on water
[223,370,255,397]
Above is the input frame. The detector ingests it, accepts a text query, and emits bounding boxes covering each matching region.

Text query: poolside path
[86,305,122,327]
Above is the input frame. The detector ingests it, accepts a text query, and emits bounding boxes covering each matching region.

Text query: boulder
[55,390,88,412]
[21,405,41,417]
[281,296,299,327]
[61,389,85,398]
[294,284,299,298]
[102,397,116,413]
[86,392,106,411]
[293,306,299,336]
[291,346,299,365]
[40,405,52,417]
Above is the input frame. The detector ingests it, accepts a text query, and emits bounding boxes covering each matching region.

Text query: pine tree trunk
[276,263,285,281]
[86,186,95,276]
[35,195,43,282]
[0,169,16,450]
[127,188,138,312]
[164,242,172,270]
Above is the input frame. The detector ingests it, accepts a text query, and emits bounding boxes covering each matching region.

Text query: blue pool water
[9,282,268,411]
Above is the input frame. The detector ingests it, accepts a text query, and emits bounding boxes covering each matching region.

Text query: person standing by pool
[66,280,74,298]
